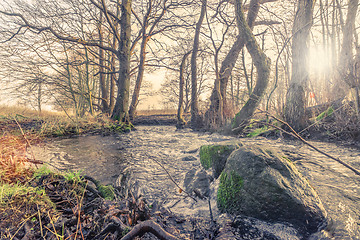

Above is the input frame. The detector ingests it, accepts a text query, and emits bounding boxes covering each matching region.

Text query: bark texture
[284,0,315,131]
[339,0,359,114]
[128,1,152,120]
[232,0,271,133]
[98,12,110,113]
[111,0,132,122]
[206,0,261,128]
[177,51,191,128]
[190,0,207,129]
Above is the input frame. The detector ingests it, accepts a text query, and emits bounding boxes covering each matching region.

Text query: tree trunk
[98,11,110,113]
[190,0,207,129]
[207,0,260,126]
[232,0,271,133]
[110,49,117,113]
[109,1,120,114]
[284,0,315,131]
[340,0,359,87]
[177,51,191,128]
[37,80,42,113]
[111,0,132,122]
[129,35,149,120]
[128,1,153,120]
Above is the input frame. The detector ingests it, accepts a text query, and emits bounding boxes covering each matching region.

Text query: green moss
[231,112,242,128]
[122,227,131,236]
[217,171,243,212]
[200,144,239,178]
[316,106,334,121]
[33,165,54,179]
[282,156,291,163]
[87,177,115,200]
[0,183,55,209]
[199,145,232,170]
[97,184,115,200]
[247,126,269,137]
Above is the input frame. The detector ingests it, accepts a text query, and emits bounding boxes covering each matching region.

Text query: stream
[32,125,360,239]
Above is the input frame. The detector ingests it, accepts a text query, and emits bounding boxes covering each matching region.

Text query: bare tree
[190,0,207,129]
[177,51,192,128]
[339,0,359,114]
[284,0,315,131]
[231,0,271,133]
[0,0,133,122]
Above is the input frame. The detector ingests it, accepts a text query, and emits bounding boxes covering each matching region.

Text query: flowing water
[32,125,360,239]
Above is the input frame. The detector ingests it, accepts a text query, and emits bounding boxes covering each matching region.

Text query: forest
[1,0,360,239]
[0,0,358,134]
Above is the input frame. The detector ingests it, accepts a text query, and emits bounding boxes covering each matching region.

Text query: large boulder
[217,145,327,236]
[199,142,241,178]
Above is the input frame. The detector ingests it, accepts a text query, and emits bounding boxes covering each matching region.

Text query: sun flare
[308,46,333,74]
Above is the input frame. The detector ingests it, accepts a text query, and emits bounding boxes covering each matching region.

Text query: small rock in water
[184,168,212,198]
[183,148,198,154]
[181,156,197,161]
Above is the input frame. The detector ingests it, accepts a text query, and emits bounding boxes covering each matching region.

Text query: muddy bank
[32,126,360,239]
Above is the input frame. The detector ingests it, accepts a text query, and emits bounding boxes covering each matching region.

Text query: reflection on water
[32,135,124,185]
[32,126,360,239]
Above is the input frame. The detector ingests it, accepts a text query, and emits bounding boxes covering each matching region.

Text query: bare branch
[0,10,118,55]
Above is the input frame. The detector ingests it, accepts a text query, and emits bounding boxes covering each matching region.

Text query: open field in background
[137,109,177,116]
[0,105,65,119]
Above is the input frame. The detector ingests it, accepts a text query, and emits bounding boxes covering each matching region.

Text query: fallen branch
[146,154,197,202]
[256,110,360,177]
[121,220,179,240]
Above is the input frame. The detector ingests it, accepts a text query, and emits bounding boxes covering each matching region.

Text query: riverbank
[2,107,360,239]
[28,125,360,239]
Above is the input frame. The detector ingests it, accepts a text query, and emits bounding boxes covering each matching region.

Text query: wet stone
[184,168,212,199]
[181,156,197,161]
[218,145,328,236]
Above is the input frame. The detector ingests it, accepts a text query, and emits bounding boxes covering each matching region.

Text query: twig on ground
[256,109,360,177]
[146,154,197,202]
[120,220,179,240]
[13,117,44,165]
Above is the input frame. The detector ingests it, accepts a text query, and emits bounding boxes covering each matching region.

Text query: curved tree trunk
[284,0,315,131]
[190,0,207,129]
[232,0,271,133]
[111,0,132,122]
[177,51,191,128]
[207,0,261,128]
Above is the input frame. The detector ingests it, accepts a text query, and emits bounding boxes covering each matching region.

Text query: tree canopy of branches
[1,0,360,133]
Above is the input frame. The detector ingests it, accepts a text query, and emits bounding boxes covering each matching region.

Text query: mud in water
[32,126,360,239]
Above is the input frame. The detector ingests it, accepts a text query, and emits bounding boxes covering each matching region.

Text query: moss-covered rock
[199,142,241,178]
[217,171,243,211]
[217,145,327,236]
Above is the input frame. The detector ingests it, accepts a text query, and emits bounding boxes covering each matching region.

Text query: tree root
[121,220,179,240]
[95,216,129,239]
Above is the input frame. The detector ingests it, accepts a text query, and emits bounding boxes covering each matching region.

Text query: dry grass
[0,105,64,118]
[0,133,38,184]
[0,105,126,184]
